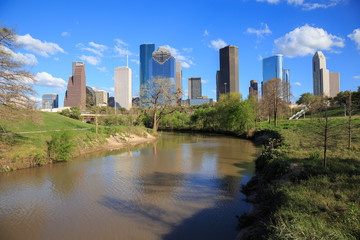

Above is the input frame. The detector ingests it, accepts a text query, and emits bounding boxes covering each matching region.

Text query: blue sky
[1,0,359,106]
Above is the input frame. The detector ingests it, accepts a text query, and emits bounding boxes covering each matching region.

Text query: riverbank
[237,117,360,239]
[0,111,157,172]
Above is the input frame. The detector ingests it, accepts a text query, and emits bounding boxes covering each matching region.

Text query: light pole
[224,83,227,95]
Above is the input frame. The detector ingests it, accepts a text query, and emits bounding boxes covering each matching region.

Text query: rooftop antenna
[126,48,129,68]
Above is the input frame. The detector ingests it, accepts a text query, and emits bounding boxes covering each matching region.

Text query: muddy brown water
[0,132,258,240]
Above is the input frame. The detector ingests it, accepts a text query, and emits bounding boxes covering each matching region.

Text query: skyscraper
[283,69,290,103]
[95,89,109,107]
[114,66,132,110]
[42,93,58,109]
[151,46,175,90]
[263,55,283,84]
[176,61,182,105]
[217,45,239,101]
[188,77,202,99]
[312,51,340,97]
[249,80,258,98]
[64,62,86,110]
[216,70,221,101]
[140,44,155,107]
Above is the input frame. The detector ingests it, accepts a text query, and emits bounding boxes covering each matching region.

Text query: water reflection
[0,132,257,240]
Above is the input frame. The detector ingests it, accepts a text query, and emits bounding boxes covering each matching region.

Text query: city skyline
[1,0,359,107]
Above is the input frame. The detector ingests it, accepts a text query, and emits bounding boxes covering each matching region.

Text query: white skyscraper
[114,66,132,110]
[313,51,339,97]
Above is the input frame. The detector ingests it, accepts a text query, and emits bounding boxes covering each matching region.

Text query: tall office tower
[283,69,291,103]
[114,66,132,110]
[42,93,58,109]
[151,46,176,91]
[188,77,202,99]
[95,89,108,106]
[86,86,96,107]
[312,51,330,96]
[216,70,221,101]
[176,61,182,105]
[64,62,86,110]
[218,45,239,99]
[263,54,283,84]
[329,72,340,97]
[312,51,340,97]
[249,80,258,98]
[140,44,155,107]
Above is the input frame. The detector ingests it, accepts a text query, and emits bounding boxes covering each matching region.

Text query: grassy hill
[1,111,91,133]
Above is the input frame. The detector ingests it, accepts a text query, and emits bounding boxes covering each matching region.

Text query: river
[0,132,258,240]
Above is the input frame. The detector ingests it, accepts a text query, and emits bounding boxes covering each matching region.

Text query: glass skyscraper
[140,44,155,107]
[151,46,176,92]
[262,54,283,84]
[42,93,58,109]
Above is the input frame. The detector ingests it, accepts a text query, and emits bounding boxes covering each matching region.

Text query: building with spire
[114,66,132,110]
[64,62,86,110]
[151,46,176,90]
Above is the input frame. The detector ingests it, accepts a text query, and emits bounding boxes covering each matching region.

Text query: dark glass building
[42,93,58,109]
[249,80,258,98]
[64,62,86,110]
[188,77,202,99]
[140,44,155,107]
[217,45,239,101]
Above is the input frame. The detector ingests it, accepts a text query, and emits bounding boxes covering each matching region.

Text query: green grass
[1,111,91,132]
[240,110,360,239]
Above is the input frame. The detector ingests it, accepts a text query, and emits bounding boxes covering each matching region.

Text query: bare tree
[262,78,288,126]
[0,25,36,131]
[141,77,181,131]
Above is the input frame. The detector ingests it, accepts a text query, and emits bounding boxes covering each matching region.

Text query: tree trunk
[153,110,157,131]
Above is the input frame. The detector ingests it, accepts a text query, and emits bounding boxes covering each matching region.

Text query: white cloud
[61,32,70,37]
[0,45,38,65]
[258,0,343,10]
[354,75,360,79]
[35,72,67,89]
[97,66,107,72]
[274,24,345,58]
[131,59,140,65]
[15,34,65,57]
[256,0,280,3]
[79,55,101,65]
[209,39,227,50]
[29,96,42,103]
[201,79,208,84]
[89,41,107,51]
[54,57,59,61]
[258,55,263,61]
[183,48,193,53]
[203,29,209,36]
[76,42,107,56]
[348,28,360,50]
[163,45,195,68]
[211,90,216,94]
[293,82,302,86]
[114,39,132,57]
[246,23,272,38]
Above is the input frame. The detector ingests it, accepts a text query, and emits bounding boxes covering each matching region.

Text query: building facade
[262,54,283,85]
[42,93,58,109]
[217,45,239,101]
[313,51,339,97]
[64,62,86,110]
[175,61,182,105]
[151,46,176,91]
[95,89,108,106]
[188,77,202,99]
[114,66,132,110]
[140,44,155,107]
[283,69,291,103]
[249,80,258,98]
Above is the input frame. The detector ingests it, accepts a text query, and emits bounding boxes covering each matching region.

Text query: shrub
[47,132,74,162]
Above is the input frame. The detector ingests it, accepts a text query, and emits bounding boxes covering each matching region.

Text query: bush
[47,132,74,162]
